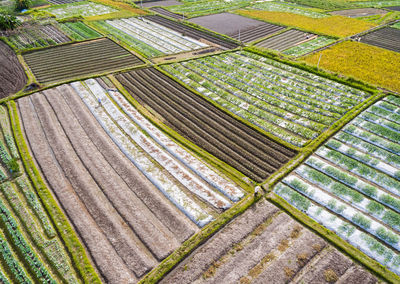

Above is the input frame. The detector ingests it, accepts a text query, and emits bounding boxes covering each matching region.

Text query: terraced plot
[256,29,317,51]
[274,95,400,275]
[149,7,182,19]
[144,15,239,49]
[44,2,117,19]
[161,51,370,147]
[0,104,85,283]
[56,21,102,41]
[116,67,296,183]
[90,17,208,57]
[283,36,336,57]
[6,24,70,51]
[361,27,400,53]
[22,38,143,84]
[161,199,379,283]
[17,78,244,282]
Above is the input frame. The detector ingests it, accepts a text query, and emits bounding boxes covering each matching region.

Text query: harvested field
[360,27,400,53]
[161,199,378,283]
[330,8,388,18]
[256,29,316,51]
[141,0,182,8]
[18,78,244,282]
[0,41,26,98]
[44,2,117,19]
[149,7,182,19]
[144,15,239,49]
[274,95,400,275]
[230,23,284,43]
[6,23,70,51]
[22,38,143,84]
[90,17,207,57]
[303,41,400,93]
[116,67,297,183]
[162,51,370,147]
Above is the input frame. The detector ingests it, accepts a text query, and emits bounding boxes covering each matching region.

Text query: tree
[0,11,20,30]
[15,0,31,12]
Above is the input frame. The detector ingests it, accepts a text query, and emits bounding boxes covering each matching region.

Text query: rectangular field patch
[274,95,400,276]
[116,67,297,183]
[23,38,144,84]
[256,29,317,51]
[161,51,370,148]
[360,27,400,53]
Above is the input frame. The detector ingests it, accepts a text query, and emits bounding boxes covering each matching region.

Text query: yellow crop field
[303,41,400,93]
[236,10,376,37]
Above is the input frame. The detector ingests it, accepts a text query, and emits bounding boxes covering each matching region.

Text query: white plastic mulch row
[108,86,244,202]
[72,80,213,227]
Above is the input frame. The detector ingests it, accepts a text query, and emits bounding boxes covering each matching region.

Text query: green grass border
[7,100,102,284]
[267,192,400,284]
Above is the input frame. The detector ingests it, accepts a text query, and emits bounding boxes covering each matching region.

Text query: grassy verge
[7,100,101,284]
[267,192,400,284]
[139,192,260,283]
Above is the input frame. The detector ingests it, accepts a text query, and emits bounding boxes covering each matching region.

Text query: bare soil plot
[330,8,387,18]
[256,29,316,51]
[144,15,238,49]
[360,27,400,53]
[22,38,143,84]
[149,7,183,19]
[116,67,297,183]
[230,23,285,43]
[18,76,246,282]
[0,41,26,98]
[385,6,400,11]
[140,0,182,8]
[161,199,379,284]
[46,0,84,4]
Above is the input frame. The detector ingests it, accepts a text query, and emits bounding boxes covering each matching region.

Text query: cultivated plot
[6,24,70,51]
[0,41,26,98]
[46,0,84,4]
[0,105,81,283]
[256,29,317,51]
[161,51,370,147]
[56,21,102,41]
[162,200,378,283]
[149,7,182,19]
[250,1,328,18]
[360,27,400,53]
[116,67,297,183]
[144,15,239,49]
[44,2,117,19]
[18,78,244,282]
[283,36,336,57]
[385,6,400,11]
[330,8,388,18]
[91,17,208,57]
[140,0,182,8]
[274,96,400,275]
[22,38,143,84]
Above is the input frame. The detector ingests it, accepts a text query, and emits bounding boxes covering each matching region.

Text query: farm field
[304,41,400,93]
[250,1,328,18]
[387,6,400,11]
[161,199,378,283]
[90,17,208,57]
[17,77,246,282]
[144,15,239,49]
[360,27,400,53]
[330,8,388,18]
[274,96,400,275]
[149,7,182,19]
[56,21,101,41]
[46,0,84,4]
[6,23,70,51]
[237,9,377,37]
[283,36,336,56]
[44,1,117,19]
[0,103,87,283]
[0,41,26,98]
[115,67,297,183]
[141,0,182,8]
[161,50,370,147]
[256,29,316,51]
[22,38,143,84]
[393,22,400,29]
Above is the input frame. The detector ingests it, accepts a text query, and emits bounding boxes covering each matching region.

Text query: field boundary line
[7,100,102,284]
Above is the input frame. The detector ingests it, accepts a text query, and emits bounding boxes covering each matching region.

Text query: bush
[0,11,20,30]
[15,0,31,11]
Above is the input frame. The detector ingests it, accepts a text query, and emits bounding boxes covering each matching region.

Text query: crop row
[162,51,369,147]
[283,36,336,57]
[56,21,101,41]
[91,17,207,57]
[251,2,328,18]
[45,2,117,19]
[167,0,251,17]
[361,27,400,53]
[256,29,317,52]
[274,96,400,275]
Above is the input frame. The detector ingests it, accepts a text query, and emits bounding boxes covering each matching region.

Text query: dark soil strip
[360,27,400,53]
[150,7,182,19]
[256,29,315,51]
[0,41,27,98]
[229,23,285,43]
[22,38,143,84]
[116,67,296,182]
[144,15,238,49]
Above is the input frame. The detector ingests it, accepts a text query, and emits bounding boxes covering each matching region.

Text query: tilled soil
[141,0,182,8]
[330,8,387,18]
[360,27,400,53]
[116,67,296,183]
[0,41,26,98]
[150,7,183,19]
[256,29,316,51]
[161,199,379,284]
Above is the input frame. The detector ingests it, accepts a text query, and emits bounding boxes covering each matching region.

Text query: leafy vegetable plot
[161,51,370,147]
[274,95,400,275]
